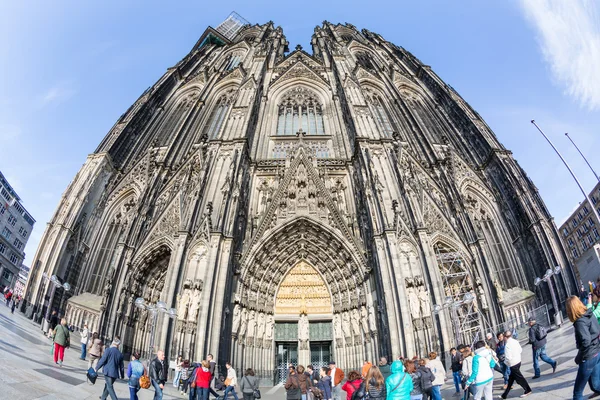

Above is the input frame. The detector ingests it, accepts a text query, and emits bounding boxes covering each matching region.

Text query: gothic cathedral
[25,16,575,383]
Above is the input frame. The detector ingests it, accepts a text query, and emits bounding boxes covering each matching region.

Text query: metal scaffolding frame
[216,12,251,41]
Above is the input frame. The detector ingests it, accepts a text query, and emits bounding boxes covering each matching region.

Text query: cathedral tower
[25,15,574,382]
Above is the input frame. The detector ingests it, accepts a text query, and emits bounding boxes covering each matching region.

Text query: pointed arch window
[204,90,235,139]
[224,52,244,71]
[276,87,325,136]
[365,91,394,137]
[355,51,376,71]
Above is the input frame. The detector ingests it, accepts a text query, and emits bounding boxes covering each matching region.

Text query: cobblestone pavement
[0,303,586,399]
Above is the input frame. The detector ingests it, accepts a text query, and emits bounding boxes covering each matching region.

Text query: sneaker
[532,375,541,379]
[59,360,63,367]
[552,361,557,373]
[520,391,532,397]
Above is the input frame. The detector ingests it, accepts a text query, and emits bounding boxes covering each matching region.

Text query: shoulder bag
[287,374,301,398]
[252,377,262,399]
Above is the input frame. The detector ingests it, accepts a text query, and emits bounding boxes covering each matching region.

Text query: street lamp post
[41,273,71,334]
[535,266,563,326]
[134,298,176,362]
[433,292,476,346]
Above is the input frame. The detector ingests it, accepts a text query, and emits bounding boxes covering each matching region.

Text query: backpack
[351,382,367,400]
[420,367,434,390]
[535,324,547,341]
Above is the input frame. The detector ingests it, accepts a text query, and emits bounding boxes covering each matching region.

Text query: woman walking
[88,332,104,370]
[224,361,240,400]
[425,352,445,400]
[240,368,260,400]
[364,365,386,399]
[567,295,600,400]
[53,318,70,366]
[317,367,332,400]
[286,366,302,400]
[194,360,212,400]
[127,352,145,400]
[341,370,363,400]
[173,355,183,388]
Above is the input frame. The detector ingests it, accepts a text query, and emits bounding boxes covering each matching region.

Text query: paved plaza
[0,303,587,399]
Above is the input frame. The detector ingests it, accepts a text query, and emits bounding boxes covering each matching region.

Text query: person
[580,285,590,306]
[425,352,445,400]
[186,361,201,399]
[362,365,385,399]
[150,350,168,400]
[405,360,423,400]
[286,365,302,400]
[127,351,145,400]
[417,359,434,400]
[224,361,239,400]
[207,353,220,398]
[53,318,70,366]
[47,310,59,338]
[328,361,344,400]
[341,370,362,400]
[5,289,12,306]
[317,367,332,400]
[194,360,212,400]
[80,323,89,360]
[500,330,532,399]
[240,367,260,400]
[464,341,496,400]
[96,338,125,400]
[296,365,313,400]
[459,346,476,400]
[178,359,191,395]
[495,332,510,389]
[10,296,16,313]
[88,331,104,370]
[379,357,391,380]
[566,295,600,400]
[385,359,413,400]
[450,347,463,397]
[362,360,373,379]
[173,355,183,388]
[527,317,557,378]
[306,365,319,386]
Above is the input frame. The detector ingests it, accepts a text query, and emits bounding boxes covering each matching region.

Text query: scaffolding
[434,243,483,345]
[216,12,251,41]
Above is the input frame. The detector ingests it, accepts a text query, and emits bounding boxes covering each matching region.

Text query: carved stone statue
[232,304,242,334]
[341,311,351,338]
[177,281,192,320]
[360,305,369,334]
[478,284,489,311]
[298,314,310,341]
[350,308,361,337]
[239,308,248,337]
[418,288,432,317]
[407,288,421,319]
[333,313,343,339]
[265,314,274,340]
[187,281,203,322]
[247,310,257,338]
[256,312,266,341]
[494,279,504,303]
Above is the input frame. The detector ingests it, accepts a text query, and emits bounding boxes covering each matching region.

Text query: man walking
[450,347,463,397]
[328,361,344,400]
[500,330,532,399]
[80,323,89,360]
[527,317,557,378]
[150,350,168,400]
[95,338,124,400]
[207,353,220,399]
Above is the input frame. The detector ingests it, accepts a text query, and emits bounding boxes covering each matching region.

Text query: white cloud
[39,80,78,106]
[519,0,600,110]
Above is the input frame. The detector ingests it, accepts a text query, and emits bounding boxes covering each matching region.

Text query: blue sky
[1,1,599,266]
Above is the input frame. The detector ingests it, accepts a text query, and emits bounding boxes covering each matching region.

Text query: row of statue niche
[332,306,376,339]
[407,286,432,320]
[176,279,203,322]
[231,304,274,341]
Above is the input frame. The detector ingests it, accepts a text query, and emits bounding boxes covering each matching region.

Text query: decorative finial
[295,44,303,51]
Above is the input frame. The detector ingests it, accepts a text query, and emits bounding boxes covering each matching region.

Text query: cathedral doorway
[276,342,298,383]
[310,342,331,370]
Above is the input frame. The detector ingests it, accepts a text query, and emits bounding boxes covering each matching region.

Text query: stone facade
[25,19,575,380]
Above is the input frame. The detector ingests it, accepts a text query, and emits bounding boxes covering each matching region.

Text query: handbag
[86,367,98,385]
[139,374,151,389]
[225,377,232,386]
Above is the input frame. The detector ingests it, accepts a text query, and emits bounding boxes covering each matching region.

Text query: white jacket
[462,355,473,378]
[227,367,238,386]
[80,328,89,344]
[504,337,522,367]
[426,358,446,386]
[466,348,495,386]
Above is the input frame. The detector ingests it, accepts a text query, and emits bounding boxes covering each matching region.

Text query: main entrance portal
[310,342,331,370]
[276,342,298,383]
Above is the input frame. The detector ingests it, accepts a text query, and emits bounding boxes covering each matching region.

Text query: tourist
[178,359,191,395]
[485,333,497,350]
[173,355,183,388]
[450,347,463,397]
[362,360,373,379]
[286,365,302,400]
[150,350,168,400]
[341,370,362,400]
[364,365,386,399]
[127,351,145,400]
[580,285,590,306]
[96,338,125,400]
[385,359,413,400]
[404,360,423,400]
[52,318,70,367]
[459,345,476,400]
[416,359,434,400]
[194,360,212,400]
[464,340,496,400]
[328,361,345,400]
[495,332,510,389]
[500,330,532,399]
[80,323,89,360]
[317,367,332,400]
[207,353,220,398]
[239,367,260,400]
[47,310,59,338]
[425,352,445,400]
[10,296,17,313]
[4,289,12,306]
[566,295,600,400]
[88,331,104,370]
[224,361,239,400]
[379,357,391,380]
[306,365,319,385]
[527,317,557,378]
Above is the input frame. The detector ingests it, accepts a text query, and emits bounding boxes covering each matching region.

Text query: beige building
[25,15,574,383]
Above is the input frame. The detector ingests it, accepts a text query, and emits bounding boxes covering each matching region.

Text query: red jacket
[342,379,363,400]
[195,367,212,388]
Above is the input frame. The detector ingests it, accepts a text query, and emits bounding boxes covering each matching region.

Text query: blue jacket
[96,346,124,379]
[385,360,413,400]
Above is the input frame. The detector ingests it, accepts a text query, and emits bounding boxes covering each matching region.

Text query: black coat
[528,323,547,350]
[574,309,600,363]
[150,357,168,384]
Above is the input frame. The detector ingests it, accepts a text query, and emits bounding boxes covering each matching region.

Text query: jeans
[129,386,140,400]
[224,385,239,400]
[533,345,556,377]
[152,378,164,400]
[174,370,181,387]
[101,376,119,400]
[80,343,87,359]
[498,361,510,384]
[243,393,255,400]
[332,385,342,400]
[573,352,600,400]
[197,387,209,400]
[501,363,531,399]
[453,371,461,393]
[430,385,442,400]
[410,396,423,400]
[472,381,493,400]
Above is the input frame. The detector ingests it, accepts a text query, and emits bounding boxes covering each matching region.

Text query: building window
[593,196,598,205]
[577,229,583,238]
[578,212,584,221]
[366,94,395,137]
[21,229,27,238]
[594,228,600,240]
[224,54,242,70]
[9,253,18,265]
[589,218,596,228]
[582,240,589,251]
[276,87,324,136]
[0,204,5,214]
[13,238,22,250]
[583,206,590,215]
[588,234,594,245]
[355,51,376,71]
[203,90,235,139]
[1,269,12,281]
[568,238,574,247]
[1,227,11,240]
[572,248,579,258]
[573,219,579,228]
[0,242,5,254]
[562,227,569,236]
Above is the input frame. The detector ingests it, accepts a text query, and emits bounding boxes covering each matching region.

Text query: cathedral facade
[25,18,575,382]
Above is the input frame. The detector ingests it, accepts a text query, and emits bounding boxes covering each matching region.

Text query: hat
[328,361,336,365]
[527,317,536,322]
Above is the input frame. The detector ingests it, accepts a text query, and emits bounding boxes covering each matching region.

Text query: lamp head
[168,308,177,318]
[156,301,167,312]
[444,296,453,306]
[463,292,475,303]
[534,277,542,286]
[554,265,561,275]
[50,275,59,284]
[134,297,146,309]
[433,304,442,314]
[544,268,553,279]
[63,283,71,292]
